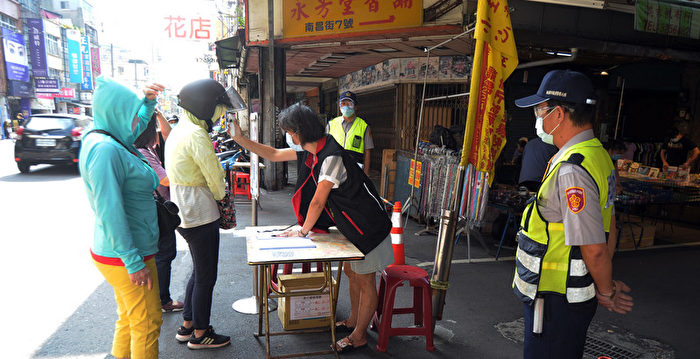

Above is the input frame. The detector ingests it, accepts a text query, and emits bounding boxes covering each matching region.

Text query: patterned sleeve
[319,155,347,189]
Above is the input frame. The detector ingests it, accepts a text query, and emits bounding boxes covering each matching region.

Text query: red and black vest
[293,135,391,254]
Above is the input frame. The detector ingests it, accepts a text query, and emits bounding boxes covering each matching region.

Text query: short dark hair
[278,103,325,144]
[545,99,595,127]
[134,114,158,148]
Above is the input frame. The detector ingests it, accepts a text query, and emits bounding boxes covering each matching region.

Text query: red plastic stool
[371,264,435,352]
[232,171,251,200]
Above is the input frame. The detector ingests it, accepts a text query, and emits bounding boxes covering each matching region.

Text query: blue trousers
[155,230,177,305]
[177,219,220,330]
[523,294,597,359]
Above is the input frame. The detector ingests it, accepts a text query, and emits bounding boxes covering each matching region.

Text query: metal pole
[402,51,430,225]
[430,166,465,321]
[614,78,626,140]
[424,92,470,102]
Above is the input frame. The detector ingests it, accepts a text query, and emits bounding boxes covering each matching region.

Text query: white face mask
[535,108,559,145]
[285,132,304,152]
[340,105,354,118]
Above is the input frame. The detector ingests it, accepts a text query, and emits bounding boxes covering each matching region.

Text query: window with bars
[46,34,61,57]
[0,14,18,32]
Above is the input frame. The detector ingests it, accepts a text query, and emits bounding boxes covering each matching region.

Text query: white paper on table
[257,236,316,250]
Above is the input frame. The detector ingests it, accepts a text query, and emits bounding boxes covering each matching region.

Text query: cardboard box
[617,216,655,249]
[277,272,334,330]
[380,149,397,201]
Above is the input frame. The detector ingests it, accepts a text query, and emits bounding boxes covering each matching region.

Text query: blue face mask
[285,133,304,152]
[340,105,354,117]
[611,154,623,161]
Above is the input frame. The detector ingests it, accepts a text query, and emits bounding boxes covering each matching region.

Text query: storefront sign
[26,18,49,77]
[339,56,471,93]
[635,0,700,39]
[31,98,55,111]
[35,78,60,92]
[80,36,93,90]
[91,46,101,83]
[8,80,32,97]
[283,0,422,38]
[66,29,82,83]
[56,87,76,98]
[163,15,214,40]
[36,92,55,99]
[2,27,30,82]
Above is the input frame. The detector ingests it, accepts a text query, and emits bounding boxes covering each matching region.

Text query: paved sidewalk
[33,185,699,358]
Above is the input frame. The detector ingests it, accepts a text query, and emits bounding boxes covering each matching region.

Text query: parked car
[14,113,93,173]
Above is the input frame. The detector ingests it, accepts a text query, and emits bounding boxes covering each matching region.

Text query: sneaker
[162,300,185,312]
[175,325,194,343]
[187,326,231,350]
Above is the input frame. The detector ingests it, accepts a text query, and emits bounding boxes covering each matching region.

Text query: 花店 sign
[163,15,214,40]
[283,0,422,38]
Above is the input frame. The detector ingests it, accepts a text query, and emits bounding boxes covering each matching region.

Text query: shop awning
[215,35,242,70]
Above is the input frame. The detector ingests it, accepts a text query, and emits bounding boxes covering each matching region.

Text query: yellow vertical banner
[460,0,519,184]
[414,161,422,188]
[408,159,415,186]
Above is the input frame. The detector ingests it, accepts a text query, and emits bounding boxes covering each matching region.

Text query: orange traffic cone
[390,202,405,266]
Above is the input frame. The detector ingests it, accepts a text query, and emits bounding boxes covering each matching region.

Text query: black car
[14,114,93,173]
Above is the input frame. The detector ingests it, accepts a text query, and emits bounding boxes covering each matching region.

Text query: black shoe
[175,325,194,343]
[187,326,231,350]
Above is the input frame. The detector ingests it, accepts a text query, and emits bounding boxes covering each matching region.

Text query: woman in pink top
[134,111,184,313]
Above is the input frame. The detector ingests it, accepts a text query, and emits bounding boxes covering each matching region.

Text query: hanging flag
[460,0,519,184]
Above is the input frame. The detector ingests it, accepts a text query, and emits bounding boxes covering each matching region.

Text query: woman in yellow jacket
[164,79,235,350]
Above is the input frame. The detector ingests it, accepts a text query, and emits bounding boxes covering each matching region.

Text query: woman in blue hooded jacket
[79,77,165,359]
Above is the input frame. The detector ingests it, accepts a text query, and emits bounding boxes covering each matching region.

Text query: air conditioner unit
[527,0,605,10]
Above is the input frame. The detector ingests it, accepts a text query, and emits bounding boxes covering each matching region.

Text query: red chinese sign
[283,0,422,38]
[163,15,213,40]
[55,88,76,98]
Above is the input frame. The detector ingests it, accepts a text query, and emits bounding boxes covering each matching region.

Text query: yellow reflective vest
[513,138,614,304]
[328,116,367,159]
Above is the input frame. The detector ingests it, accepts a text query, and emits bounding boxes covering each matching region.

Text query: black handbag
[155,191,181,233]
[87,129,181,234]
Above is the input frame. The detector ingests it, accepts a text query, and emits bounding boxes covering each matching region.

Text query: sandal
[335,320,355,333]
[331,337,367,353]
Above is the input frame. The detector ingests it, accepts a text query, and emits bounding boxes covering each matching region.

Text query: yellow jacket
[164,110,225,228]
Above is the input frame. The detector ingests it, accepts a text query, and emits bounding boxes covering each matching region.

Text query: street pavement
[1,138,698,359]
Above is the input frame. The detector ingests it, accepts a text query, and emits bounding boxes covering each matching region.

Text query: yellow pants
[94,257,162,359]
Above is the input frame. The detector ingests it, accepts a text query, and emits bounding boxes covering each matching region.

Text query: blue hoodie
[79,77,159,274]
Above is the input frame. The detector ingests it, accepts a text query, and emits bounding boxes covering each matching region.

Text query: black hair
[545,99,595,127]
[610,139,626,152]
[517,138,528,148]
[278,102,325,144]
[134,114,158,148]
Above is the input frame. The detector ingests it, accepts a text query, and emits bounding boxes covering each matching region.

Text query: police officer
[512,70,634,358]
[327,91,374,175]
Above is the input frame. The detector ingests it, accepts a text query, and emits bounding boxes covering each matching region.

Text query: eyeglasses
[533,106,555,118]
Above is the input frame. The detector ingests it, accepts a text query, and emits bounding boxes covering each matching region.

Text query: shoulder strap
[86,129,149,166]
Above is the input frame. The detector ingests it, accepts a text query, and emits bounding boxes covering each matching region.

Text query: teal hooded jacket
[79,77,159,274]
